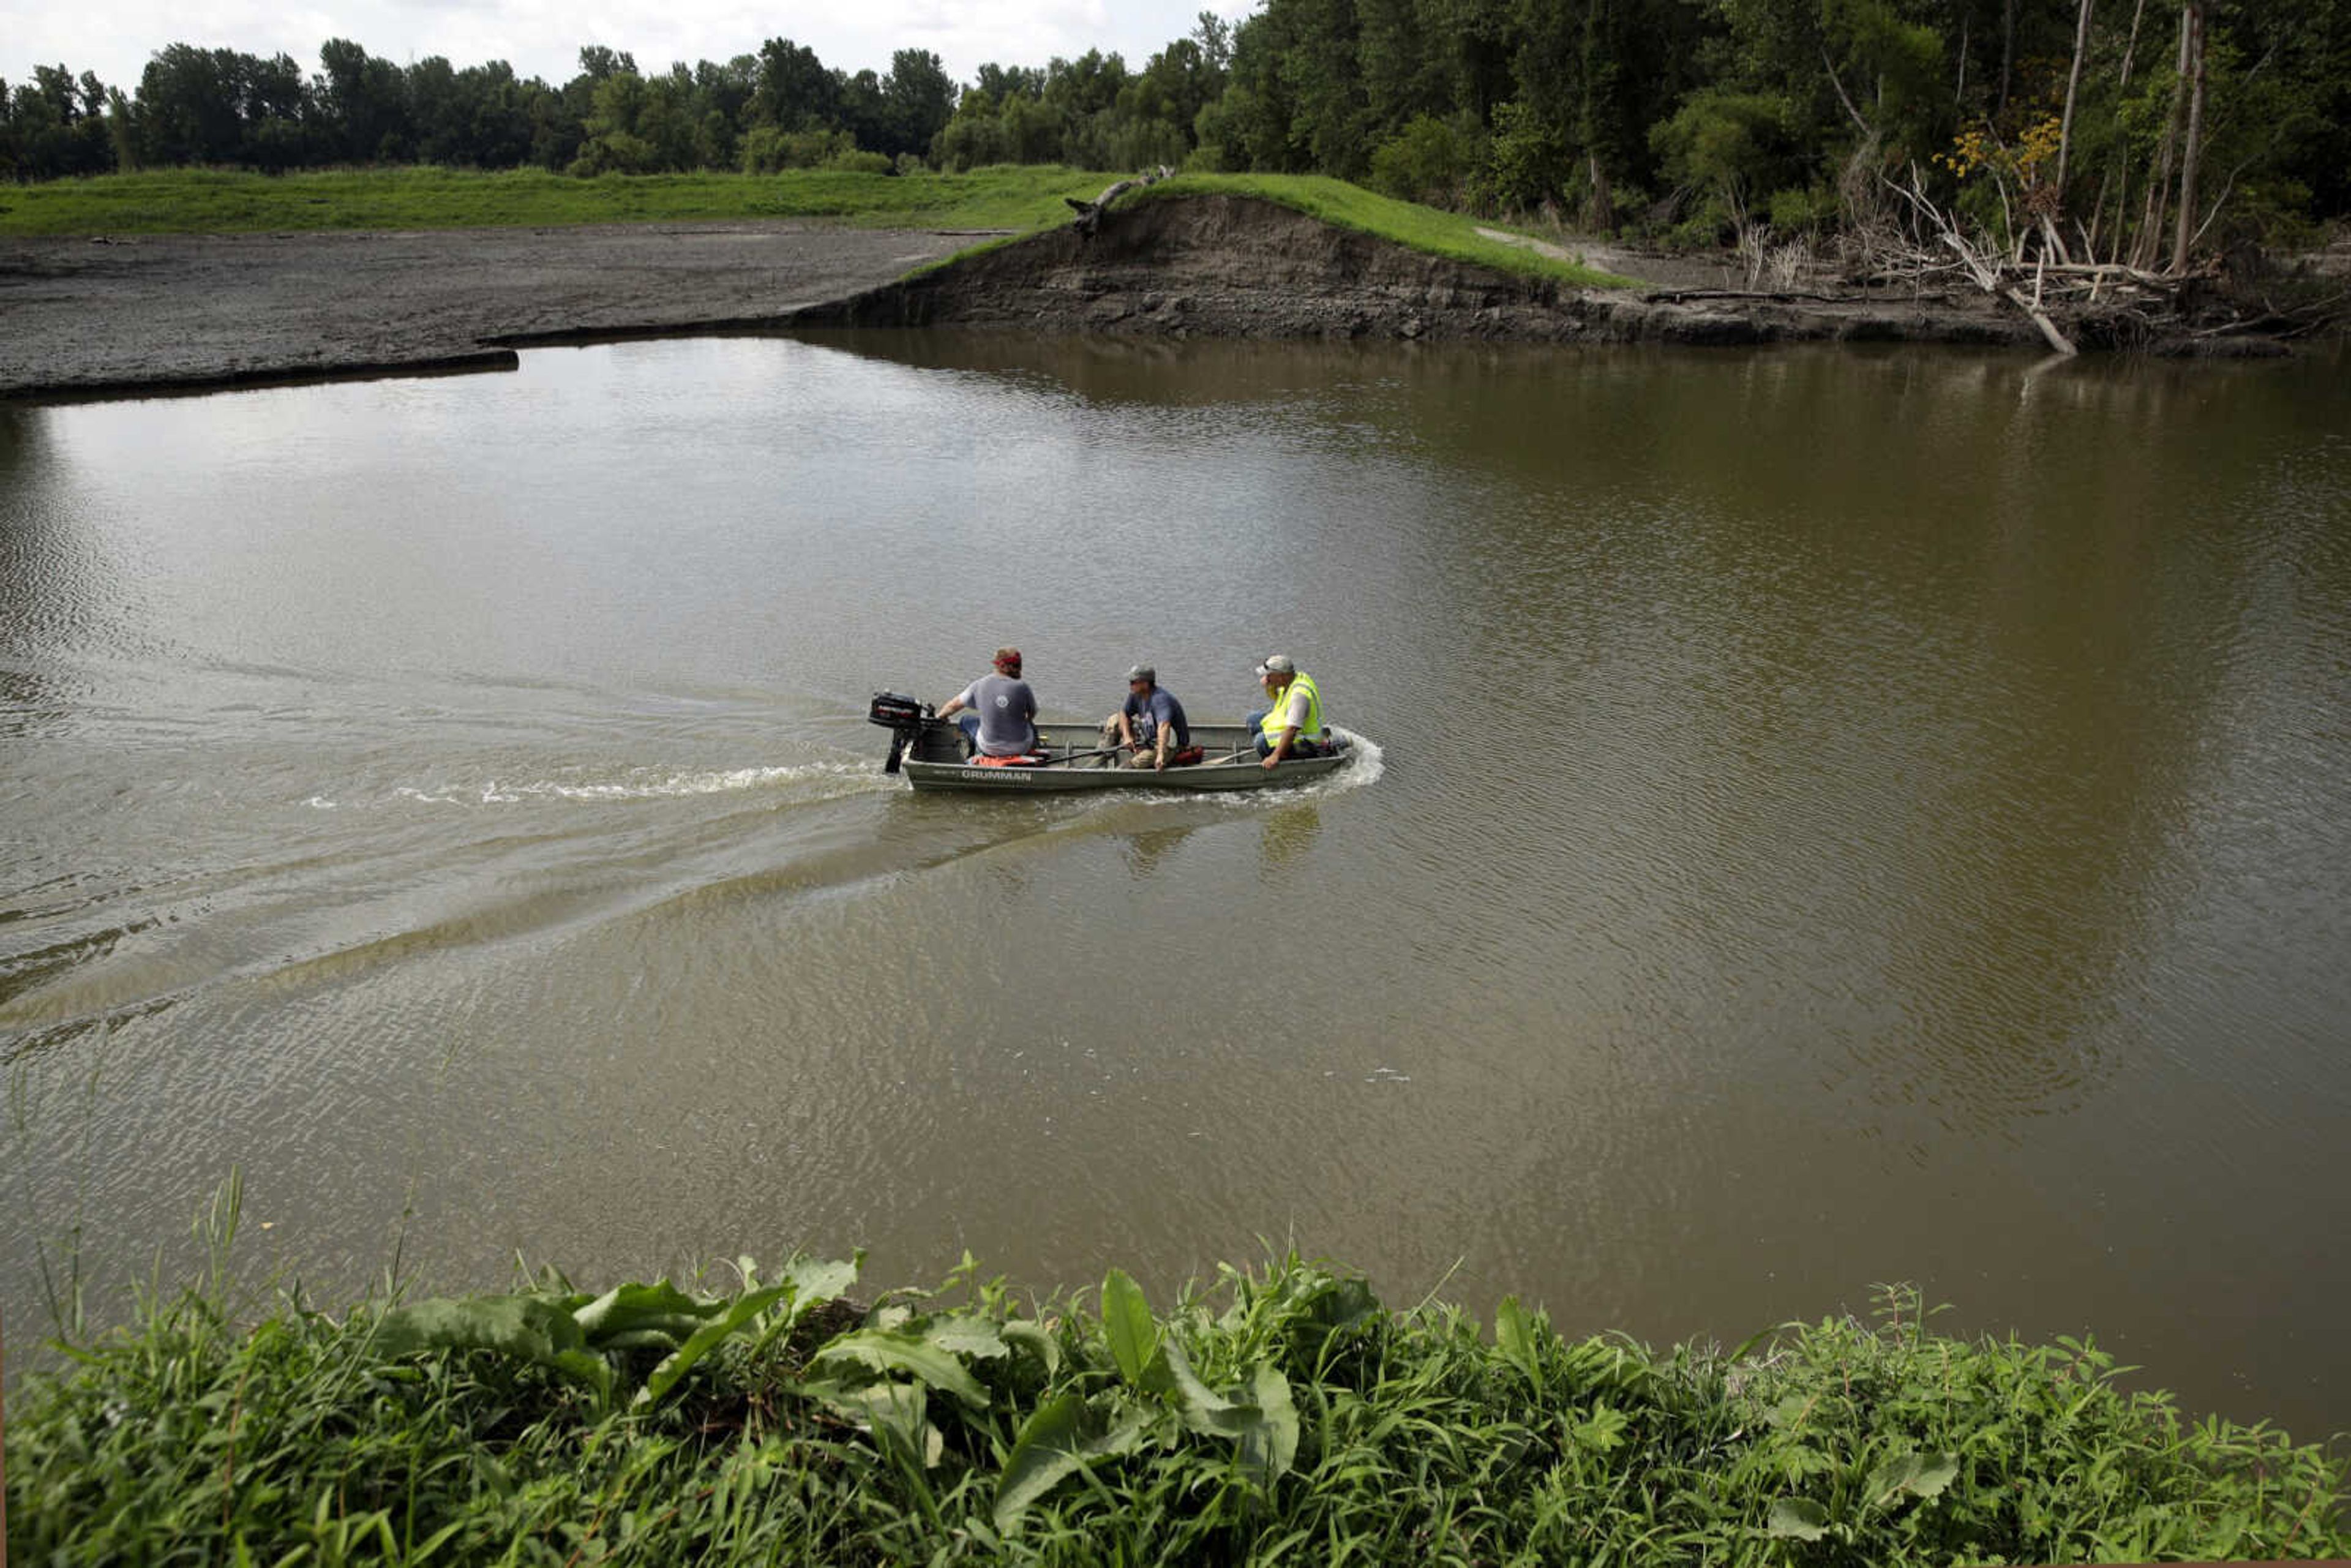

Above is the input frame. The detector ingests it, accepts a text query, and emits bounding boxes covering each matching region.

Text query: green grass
[0,165,1633,288]
[8,1196,2345,1566]
[1137,172,1638,288]
[0,165,1114,237]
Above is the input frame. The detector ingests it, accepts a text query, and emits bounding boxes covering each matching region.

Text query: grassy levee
[1132,173,1637,288]
[0,165,1116,237]
[0,165,1632,290]
[7,1232,2345,1565]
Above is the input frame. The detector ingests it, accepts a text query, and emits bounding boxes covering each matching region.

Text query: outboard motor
[868,691,934,775]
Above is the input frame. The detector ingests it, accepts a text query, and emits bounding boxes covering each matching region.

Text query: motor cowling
[869,691,934,775]
[868,691,929,729]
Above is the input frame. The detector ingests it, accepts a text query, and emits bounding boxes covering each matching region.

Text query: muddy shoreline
[791,195,2057,351]
[0,223,978,401]
[0,204,2307,402]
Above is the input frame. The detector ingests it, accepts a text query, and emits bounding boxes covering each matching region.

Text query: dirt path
[1473,226,1744,291]
[0,223,980,400]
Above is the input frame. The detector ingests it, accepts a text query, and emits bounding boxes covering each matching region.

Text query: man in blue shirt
[1100,664,1194,770]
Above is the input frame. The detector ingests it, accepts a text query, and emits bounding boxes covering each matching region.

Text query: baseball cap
[1127,664,1154,683]
[1254,654,1295,677]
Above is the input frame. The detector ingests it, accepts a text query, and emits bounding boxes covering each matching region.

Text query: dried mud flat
[0,222,975,400]
[4,197,2309,402]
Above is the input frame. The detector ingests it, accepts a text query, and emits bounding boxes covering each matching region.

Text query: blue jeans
[1244,710,1320,759]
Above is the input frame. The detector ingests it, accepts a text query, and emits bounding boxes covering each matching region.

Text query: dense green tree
[884,50,957,160]
[134,45,307,167]
[5,66,117,178]
[317,40,410,162]
[751,39,839,132]
[12,5,2342,249]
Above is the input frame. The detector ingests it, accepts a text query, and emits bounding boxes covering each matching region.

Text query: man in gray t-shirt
[936,646,1040,757]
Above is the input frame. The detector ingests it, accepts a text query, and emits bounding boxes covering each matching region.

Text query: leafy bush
[740,124,861,173]
[9,1231,2345,1567]
[1474,98,1568,217]
[1651,88,1810,210]
[1768,184,1842,236]
[1369,114,1476,208]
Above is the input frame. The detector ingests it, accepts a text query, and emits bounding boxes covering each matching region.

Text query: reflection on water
[2,335,2348,1441]
[1258,802,1321,871]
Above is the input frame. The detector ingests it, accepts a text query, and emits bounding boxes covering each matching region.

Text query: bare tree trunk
[2118,0,2148,89]
[2056,0,2096,198]
[2170,0,2208,272]
[1586,151,1616,231]
[2138,3,2191,269]
[2098,0,2150,260]
[1999,0,2018,114]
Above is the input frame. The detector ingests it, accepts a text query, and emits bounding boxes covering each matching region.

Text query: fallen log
[1066,168,1174,237]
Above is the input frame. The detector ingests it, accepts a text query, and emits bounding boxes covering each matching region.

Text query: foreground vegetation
[9,1201,2345,1562]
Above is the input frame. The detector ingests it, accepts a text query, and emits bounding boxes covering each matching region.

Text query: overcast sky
[4,0,1252,100]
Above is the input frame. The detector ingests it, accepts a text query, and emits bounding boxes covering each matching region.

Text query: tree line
[5,0,2344,254]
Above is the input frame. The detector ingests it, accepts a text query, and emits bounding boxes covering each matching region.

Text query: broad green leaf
[378,1294,601,1393]
[996,1392,1090,1528]
[572,1281,716,1345]
[1001,1319,1061,1377]
[1867,1450,1959,1506]
[784,1255,860,1305]
[634,1282,795,1408]
[1910,1453,1959,1499]
[1494,1296,1544,1393]
[1245,1360,1299,1483]
[814,1326,990,1411]
[803,1378,943,1469]
[928,1312,1011,1360]
[746,1255,863,1356]
[1865,1450,1922,1506]
[1102,1269,1160,1389]
[1767,1497,1831,1540]
[1163,1341,1252,1438]
[1161,1343,1292,1487]
[992,1392,1150,1530]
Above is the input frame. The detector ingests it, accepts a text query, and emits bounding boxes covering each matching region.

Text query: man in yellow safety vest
[1249,654,1328,770]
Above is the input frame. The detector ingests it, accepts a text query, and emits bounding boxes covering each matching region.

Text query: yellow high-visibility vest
[1258,672,1324,745]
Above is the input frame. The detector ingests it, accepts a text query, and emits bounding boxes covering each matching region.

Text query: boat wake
[1327,727,1384,790]
[1180,726,1384,808]
[383,759,884,808]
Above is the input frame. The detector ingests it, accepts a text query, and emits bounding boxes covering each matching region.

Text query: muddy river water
[4,333,2347,1439]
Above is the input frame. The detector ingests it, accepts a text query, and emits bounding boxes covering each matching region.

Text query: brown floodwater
[3,333,2347,1441]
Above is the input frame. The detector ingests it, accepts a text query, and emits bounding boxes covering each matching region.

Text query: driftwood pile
[1870,170,2346,354]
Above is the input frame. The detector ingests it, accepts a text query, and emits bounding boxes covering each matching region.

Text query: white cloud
[4,0,1251,97]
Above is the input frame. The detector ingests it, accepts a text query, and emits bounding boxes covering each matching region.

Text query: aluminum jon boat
[868,692,1356,793]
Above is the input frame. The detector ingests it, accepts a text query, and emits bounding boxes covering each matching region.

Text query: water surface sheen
[4,334,2347,1439]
